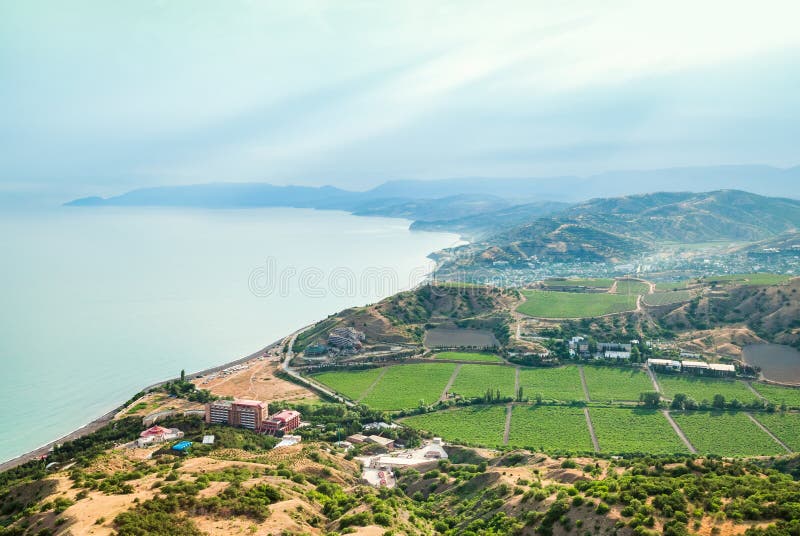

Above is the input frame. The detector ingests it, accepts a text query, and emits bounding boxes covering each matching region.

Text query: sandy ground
[194,358,318,403]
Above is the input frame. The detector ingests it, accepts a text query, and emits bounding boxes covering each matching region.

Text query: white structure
[202,435,215,445]
[604,351,631,359]
[136,426,183,448]
[274,435,302,449]
[681,360,710,372]
[708,363,736,375]
[647,358,681,371]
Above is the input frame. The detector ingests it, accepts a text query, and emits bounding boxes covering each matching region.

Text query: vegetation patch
[671,411,786,457]
[582,366,653,402]
[432,351,503,363]
[312,368,384,401]
[401,406,507,446]
[589,408,688,455]
[508,406,593,452]
[450,365,516,400]
[518,366,585,402]
[752,412,800,451]
[517,290,638,318]
[542,278,614,289]
[360,363,456,410]
[751,383,800,409]
[613,280,650,295]
[701,273,793,286]
[657,374,759,405]
[643,290,694,306]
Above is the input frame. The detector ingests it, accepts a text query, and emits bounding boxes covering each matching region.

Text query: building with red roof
[262,409,301,435]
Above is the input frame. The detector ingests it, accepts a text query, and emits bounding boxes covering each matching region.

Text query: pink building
[262,410,301,435]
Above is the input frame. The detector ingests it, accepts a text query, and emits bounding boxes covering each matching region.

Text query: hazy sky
[2,0,800,199]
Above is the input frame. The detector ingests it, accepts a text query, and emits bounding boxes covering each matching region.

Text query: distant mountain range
[436,190,800,266]
[67,165,800,229]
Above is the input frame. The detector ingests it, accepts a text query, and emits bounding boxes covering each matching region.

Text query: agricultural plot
[671,411,785,457]
[582,366,653,402]
[656,374,758,405]
[614,280,650,295]
[312,368,384,401]
[655,281,690,291]
[589,408,687,455]
[751,384,800,408]
[643,290,694,306]
[542,278,614,289]
[508,406,593,452]
[751,413,800,451]
[433,352,503,363]
[360,363,456,410]
[518,366,585,402]
[450,365,516,399]
[401,406,506,447]
[702,273,792,286]
[518,290,638,319]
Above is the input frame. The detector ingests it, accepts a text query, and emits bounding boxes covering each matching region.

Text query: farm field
[656,374,759,405]
[752,413,800,451]
[312,368,384,401]
[401,406,506,447]
[701,273,792,286]
[432,352,503,363]
[360,363,456,410]
[654,280,690,291]
[508,406,593,452]
[671,411,785,457]
[583,366,653,402]
[589,408,687,455]
[542,278,614,289]
[518,367,585,402]
[451,364,516,399]
[751,383,800,408]
[518,290,638,319]
[643,290,694,306]
[614,280,650,295]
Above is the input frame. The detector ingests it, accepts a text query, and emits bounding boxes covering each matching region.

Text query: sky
[2,0,800,201]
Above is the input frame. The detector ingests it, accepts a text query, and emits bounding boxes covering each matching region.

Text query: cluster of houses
[647,358,736,376]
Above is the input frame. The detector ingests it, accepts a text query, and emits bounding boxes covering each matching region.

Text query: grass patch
[432,352,503,363]
[643,290,694,306]
[518,290,638,319]
[360,363,456,410]
[614,280,650,295]
[656,374,759,405]
[508,406,593,452]
[582,366,653,402]
[312,368,384,401]
[589,408,687,455]
[671,411,786,457]
[518,366,585,402]
[751,383,800,409]
[751,412,800,451]
[401,406,506,447]
[451,365,516,399]
[701,273,793,286]
[654,280,690,291]
[542,278,614,289]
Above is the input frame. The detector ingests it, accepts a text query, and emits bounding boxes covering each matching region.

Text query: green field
[451,365,516,399]
[542,278,614,289]
[589,408,687,455]
[656,374,759,405]
[751,384,800,408]
[312,368,385,400]
[432,351,503,363]
[401,406,507,446]
[508,406,593,452]
[643,290,694,306]
[614,280,650,295]
[360,363,456,410]
[583,366,653,402]
[751,413,800,451]
[654,280,690,291]
[702,273,793,286]
[518,290,638,319]
[518,366,585,402]
[672,411,785,457]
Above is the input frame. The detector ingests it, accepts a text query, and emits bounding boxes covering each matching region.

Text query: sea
[0,207,461,463]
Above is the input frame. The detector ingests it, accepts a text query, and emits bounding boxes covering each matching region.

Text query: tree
[712,394,726,409]
[180,369,185,382]
[640,391,661,408]
[517,386,524,402]
[670,393,687,410]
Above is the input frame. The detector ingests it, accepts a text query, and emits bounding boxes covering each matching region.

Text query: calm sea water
[0,207,460,462]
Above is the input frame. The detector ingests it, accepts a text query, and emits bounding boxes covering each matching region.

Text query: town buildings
[263,409,302,434]
[205,399,269,430]
[137,425,184,448]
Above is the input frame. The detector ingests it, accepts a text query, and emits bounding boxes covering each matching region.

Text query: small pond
[742,344,800,384]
